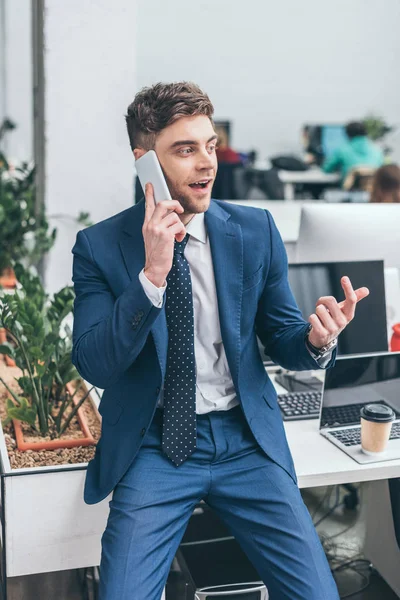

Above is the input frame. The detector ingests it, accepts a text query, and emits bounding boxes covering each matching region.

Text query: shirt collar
[185,212,207,244]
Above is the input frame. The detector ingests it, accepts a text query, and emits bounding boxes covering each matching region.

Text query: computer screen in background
[288,260,388,355]
[296,204,400,275]
[320,125,348,159]
[303,123,347,162]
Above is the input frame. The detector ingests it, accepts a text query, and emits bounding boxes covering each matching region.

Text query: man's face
[153,115,218,215]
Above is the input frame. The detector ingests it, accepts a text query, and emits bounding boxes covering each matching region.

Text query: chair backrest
[343,166,376,192]
[213,163,246,200]
[195,581,268,599]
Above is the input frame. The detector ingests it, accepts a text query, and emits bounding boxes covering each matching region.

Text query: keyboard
[277,391,322,421]
[329,422,400,447]
[321,400,392,429]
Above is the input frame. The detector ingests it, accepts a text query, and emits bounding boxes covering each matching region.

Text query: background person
[370,164,400,203]
[323,121,384,182]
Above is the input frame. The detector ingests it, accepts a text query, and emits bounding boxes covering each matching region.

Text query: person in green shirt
[323,121,384,182]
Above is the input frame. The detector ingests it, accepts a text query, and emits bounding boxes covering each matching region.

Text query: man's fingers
[144,183,156,225]
[315,296,347,329]
[315,304,338,335]
[152,200,184,224]
[168,221,186,242]
[337,287,370,310]
[308,313,327,338]
[338,276,370,319]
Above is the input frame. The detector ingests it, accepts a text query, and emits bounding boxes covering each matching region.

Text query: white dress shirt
[139,212,333,414]
[139,212,238,414]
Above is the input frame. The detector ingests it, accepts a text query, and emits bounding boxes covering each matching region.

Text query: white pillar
[44,0,137,294]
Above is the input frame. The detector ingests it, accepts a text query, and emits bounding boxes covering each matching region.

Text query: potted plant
[0,265,96,450]
[0,265,108,585]
[0,120,57,287]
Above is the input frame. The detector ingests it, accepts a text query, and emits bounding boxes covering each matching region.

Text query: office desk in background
[250,161,341,200]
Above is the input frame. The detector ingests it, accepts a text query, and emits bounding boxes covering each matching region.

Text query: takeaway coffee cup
[360,404,395,455]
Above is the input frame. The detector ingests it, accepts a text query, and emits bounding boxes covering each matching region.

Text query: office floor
[3,484,399,599]
[302,483,398,599]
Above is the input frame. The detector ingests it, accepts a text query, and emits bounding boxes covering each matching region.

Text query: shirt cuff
[138,269,167,308]
[306,344,334,368]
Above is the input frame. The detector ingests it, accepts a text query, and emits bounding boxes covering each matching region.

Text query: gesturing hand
[142,183,186,288]
[307,276,370,349]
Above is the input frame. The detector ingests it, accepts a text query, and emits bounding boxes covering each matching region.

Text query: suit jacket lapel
[119,201,168,377]
[117,200,243,383]
[205,201,243,385]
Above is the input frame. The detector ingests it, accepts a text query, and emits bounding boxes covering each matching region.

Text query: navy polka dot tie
[162,234,197,466]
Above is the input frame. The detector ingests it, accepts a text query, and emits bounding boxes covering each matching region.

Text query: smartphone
[135,150,172,204]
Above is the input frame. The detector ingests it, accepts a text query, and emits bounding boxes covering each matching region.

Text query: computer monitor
[296,204,400,274]
[288,261,388,355]
[320,125,348,159]
[303,124,347,161]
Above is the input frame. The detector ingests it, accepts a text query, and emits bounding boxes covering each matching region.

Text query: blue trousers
[99,405,339,599]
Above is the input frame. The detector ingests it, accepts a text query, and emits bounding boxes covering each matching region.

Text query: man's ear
[133,148,147,160]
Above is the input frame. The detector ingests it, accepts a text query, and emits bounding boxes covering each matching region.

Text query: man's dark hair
[346,121,367,139]
[125,82,214,151]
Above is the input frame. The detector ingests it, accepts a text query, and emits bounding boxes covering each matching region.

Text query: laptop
[319,351,400,464]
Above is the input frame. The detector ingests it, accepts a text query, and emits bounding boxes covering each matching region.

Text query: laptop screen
[288,260,388,356]
[320,352,400,430]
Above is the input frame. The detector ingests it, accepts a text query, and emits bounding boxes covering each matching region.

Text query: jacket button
[140,428,146,437]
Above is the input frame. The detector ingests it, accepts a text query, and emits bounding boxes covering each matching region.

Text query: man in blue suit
[72,82,369,599]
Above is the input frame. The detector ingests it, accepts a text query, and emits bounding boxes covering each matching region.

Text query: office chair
[195,582,268,599]
[175,503,268,599]
[343,166,376,192]
[212,163,248,200]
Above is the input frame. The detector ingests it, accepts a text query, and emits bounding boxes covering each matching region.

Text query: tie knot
[174,234,190,255]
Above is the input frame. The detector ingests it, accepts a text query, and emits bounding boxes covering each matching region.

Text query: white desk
[285,417,400,489]
[278,169,340,200]
[249,161,340,200]
[266,369,400,488]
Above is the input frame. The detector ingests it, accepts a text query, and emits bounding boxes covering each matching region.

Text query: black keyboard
[321,400,391,429]
[278,391,322,421]
[329,421,400,447]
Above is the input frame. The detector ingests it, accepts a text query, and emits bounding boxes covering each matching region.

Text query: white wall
[0,0,33,161]
[43,0,400,293]
[136,0,400,161]
[44,0,137,294]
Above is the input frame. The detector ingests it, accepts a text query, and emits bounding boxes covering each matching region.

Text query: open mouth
[188,179,212,191]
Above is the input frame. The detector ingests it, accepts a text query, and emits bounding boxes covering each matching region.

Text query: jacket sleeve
[322,149,342,173]
[71,229,164,389]
[255,211,335,371]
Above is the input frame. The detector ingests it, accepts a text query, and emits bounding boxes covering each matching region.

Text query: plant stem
[59,386,94,436]
[13,331,47,434]
[54,386,71,431]
[0,377,21,405]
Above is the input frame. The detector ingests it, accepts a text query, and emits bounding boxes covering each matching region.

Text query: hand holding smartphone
[139,151,186,287]
[135,150,172,204]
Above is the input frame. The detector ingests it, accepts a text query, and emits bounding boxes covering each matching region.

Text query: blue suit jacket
[72,199,333,504]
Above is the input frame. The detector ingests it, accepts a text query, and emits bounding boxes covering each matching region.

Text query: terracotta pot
[0,328,16,367]
[0,267,17,289]
[12,381,95,451]
[390,323,400,352]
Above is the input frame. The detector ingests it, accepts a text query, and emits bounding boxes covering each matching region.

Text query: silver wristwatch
[306,335,338,359]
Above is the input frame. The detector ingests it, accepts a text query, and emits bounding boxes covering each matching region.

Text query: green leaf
[28,346,43,359]
[6,397,37,426]
[2,416,11,428]
[0,343,14,357]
